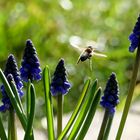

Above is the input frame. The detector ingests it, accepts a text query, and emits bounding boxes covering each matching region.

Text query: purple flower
[20,39,42,82]
[0,55,24,112]
[129,15,140,52]
[50,59,71,96]
[100,73,119,115]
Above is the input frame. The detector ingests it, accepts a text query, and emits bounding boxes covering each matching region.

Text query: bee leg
[89,59,93,71]
[77,58,81,64]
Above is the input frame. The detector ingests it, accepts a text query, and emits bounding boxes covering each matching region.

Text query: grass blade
[43,66,55,140]
[58,78,92,140]
[77,88,102,140]
[24,84,36,140]
[10,81,25,115]
[0,114,7,140]
[68,81,98,140]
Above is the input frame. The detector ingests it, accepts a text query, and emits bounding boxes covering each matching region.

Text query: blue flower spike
[100,72,119,115]
[50,58,71,96]
[0,54,24,112]
[129,14,140,52]
[20,39,42,82]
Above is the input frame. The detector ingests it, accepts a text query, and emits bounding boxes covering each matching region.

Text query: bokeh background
[0,0,140,136]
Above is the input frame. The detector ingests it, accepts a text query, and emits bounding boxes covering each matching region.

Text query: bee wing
[95,36,107,51]
[85,36,107,51]
[69,36,87,52]
[85,40,98,49]
[92,51,107,57]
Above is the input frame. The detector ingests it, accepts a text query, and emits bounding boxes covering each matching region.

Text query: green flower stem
[0,114,7,140]
[8,113,11,140]
[24,84,36,140]
[26,80,31,117]
[116,46,140,140]
[58,78,92,140]
[97,109,109,140]
[9,108,17,140]
[68,83,99,140]
[57,94,63,138]
[77,88,102,140]
[43,66,55,140]
[103,114,114,140]
[0,69,27,130]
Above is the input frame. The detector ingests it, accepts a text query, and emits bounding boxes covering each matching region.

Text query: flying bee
[77,46,93,63]
[69,36,107,65]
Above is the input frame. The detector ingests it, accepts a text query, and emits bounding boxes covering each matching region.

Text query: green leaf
[0,69,27,130]
[0,114,7,140]
[77,88,102,140]
[24,84,36,140]
[43,66,55,140]
[68,80,98,140]
[58,78,92,140]
[10,81,25,115]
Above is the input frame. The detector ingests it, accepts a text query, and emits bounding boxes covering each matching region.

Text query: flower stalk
[103,114,114,140]
[116,45,140,140]
[97,109,109,140]
[26,80,31,117]
[57,94,63,138]
[9,108,17,140]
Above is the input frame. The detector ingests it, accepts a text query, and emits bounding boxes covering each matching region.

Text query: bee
[69,36,107,65]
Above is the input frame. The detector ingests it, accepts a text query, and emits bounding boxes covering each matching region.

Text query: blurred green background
[0,0,140,129]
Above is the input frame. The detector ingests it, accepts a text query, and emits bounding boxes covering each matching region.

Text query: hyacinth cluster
[100,73,119,115]
[0,55,23,112]
[20,39,41,82]
[129,14,140,52]
[50,59,71,96]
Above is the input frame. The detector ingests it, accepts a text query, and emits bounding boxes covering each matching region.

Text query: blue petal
[0,105,6,112]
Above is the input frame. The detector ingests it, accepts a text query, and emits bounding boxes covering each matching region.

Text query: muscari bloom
[50,59,71,96]
[20,39,42,82]
[100,72,119,115]
[129,14,140,52]
[0,54,24,112]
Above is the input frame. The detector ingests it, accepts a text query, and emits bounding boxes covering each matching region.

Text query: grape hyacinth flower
[0,54,24,112]
[20,39,41,82]
[129,14,140,52]
[50,59,71,96]
[100,73,119,115]
[50,58,71,137]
